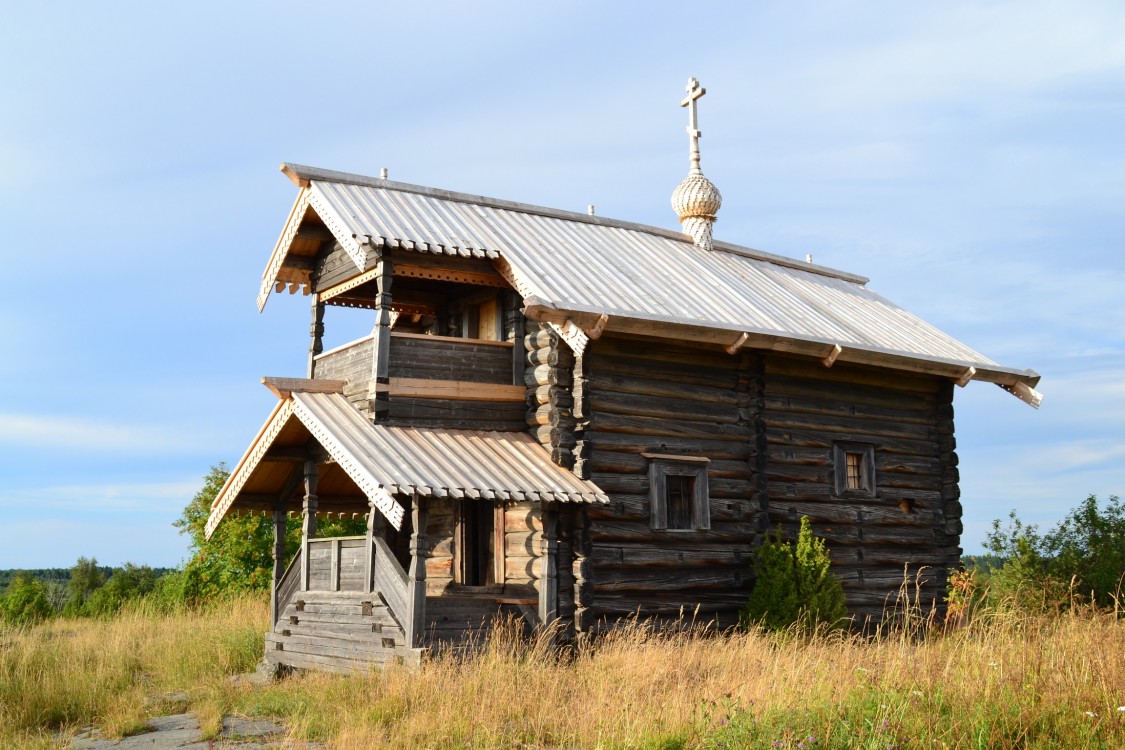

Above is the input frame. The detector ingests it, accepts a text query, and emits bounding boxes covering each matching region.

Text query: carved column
[300,459,319,591]
[404,493,428,649]
[307,300,326,379]
[539,503,559,626]
[368,252,393,421]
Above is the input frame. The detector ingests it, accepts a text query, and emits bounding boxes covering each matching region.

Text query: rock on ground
[68,713,315,749]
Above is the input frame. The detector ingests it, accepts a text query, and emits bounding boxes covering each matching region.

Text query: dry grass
[0,595,264,748]
[2,597,1123,749]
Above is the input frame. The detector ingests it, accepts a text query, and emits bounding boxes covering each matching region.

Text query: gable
[258,163,1041,406]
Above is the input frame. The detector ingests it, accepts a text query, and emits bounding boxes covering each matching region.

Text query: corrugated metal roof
[206,390,607,538]
[264,164,1039,398]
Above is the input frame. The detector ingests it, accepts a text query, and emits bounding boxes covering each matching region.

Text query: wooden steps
[266,590,410,673]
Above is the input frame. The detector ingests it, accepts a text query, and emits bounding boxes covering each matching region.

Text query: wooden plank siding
[315,334,525,429]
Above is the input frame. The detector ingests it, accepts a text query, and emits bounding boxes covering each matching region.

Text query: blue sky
[1,1,1121,568]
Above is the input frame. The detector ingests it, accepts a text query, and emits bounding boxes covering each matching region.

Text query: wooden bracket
[586,313,610,340]
[998,381,1044,409]
[822,344,843,368]
[954,366,977,388]
[725,332,749,355]
[261,376,346,400]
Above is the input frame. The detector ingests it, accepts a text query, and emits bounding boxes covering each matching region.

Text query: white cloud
[0,413,194,453]
[0,479,199,514]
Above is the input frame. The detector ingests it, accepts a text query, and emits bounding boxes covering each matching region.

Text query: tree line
[2,463,1120,628]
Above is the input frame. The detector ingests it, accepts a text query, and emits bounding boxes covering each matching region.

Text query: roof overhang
[206,380,607,539]
[522,299,1044,408]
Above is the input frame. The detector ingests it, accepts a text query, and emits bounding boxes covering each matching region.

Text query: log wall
[573,335,762,630]
[761,356,961,622]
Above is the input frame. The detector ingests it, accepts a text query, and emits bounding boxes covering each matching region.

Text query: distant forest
[0,567,176,593]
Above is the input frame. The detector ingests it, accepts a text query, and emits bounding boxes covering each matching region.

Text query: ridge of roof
[280,162,869,286]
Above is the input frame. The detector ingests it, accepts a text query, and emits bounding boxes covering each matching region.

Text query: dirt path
[68,713,318,749]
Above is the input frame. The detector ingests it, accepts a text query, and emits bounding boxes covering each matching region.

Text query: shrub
[62,556,107,617]
[83,564,159,618]
[984,495,1124,611]
[0,573,55,626]
[741,516,848,632]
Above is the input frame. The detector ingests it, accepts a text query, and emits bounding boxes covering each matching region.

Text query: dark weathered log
[585,352,737,389]
[581,411,750,440]
[591,334,737,370]
[590,567,746,594]
[766,427,937,457]
[590,543,752,568]
[765,355,940,394]
[765,394,936,428]
[525,403,573,426]
[524,328,555,351]
[527,347,575,367]
[579,432,751,460]
[526,384,574,408]
[589,390,741,424]
[769,520,941,546]
[589,519,758,543]
[765,499,938,528]
[531,425,577,447]
[524,364,572,387]
[765,410,935,442]
[586,372,743,406]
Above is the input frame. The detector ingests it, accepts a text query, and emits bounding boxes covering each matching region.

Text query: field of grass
[1,595,1123,749]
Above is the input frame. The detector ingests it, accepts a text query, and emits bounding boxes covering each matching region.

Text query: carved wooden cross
[680,77,706,171]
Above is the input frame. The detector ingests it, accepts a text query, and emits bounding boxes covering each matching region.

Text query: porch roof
[205,385,608,539]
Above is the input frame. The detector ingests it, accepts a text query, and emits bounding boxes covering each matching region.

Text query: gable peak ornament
[671,77,722,251]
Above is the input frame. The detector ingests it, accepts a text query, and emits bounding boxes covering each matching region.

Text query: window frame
[645,453,710,531]
[832,442,876,498]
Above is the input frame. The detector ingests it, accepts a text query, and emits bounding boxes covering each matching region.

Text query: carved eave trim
[206,399,295,538]
[258,189,312,311]
[307,187,368,272]
[290,394,405,530]
[549,320,590,357]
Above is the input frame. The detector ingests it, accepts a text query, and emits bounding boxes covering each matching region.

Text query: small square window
[833,443,876,497]
[645,454,710,531]
[845,452,866,491]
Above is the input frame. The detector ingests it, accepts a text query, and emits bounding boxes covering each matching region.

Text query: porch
[205,383,605,674]
[265,533,541,673]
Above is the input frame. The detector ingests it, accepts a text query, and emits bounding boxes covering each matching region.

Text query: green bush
[984,495,1124,611]
[174,464,366,601]
[741,516,848,632]
[62,556,107,617]
[83,564,159,617]
[0,573,55,626]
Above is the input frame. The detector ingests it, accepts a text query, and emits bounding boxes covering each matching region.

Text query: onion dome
[672,77,721,250]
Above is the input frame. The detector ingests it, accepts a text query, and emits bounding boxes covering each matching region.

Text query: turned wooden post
[539,503,559,626]
[300,459,319,591]
[368,252,393,420]
[307,299,325,378]
[270,500,287,626]
[404,493,428,649]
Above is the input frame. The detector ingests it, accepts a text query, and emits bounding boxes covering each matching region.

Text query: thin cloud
[0,412,194,453]
[0,479,200,513]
